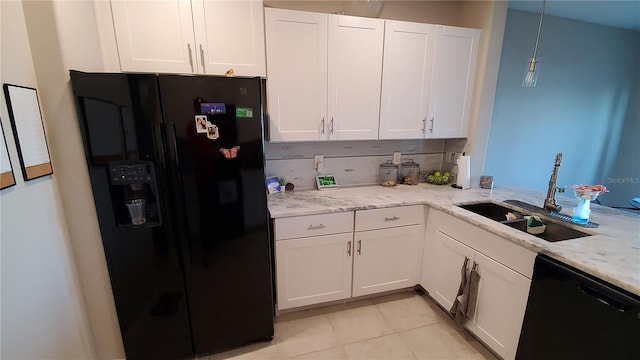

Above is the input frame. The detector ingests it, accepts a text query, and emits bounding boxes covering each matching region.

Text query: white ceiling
[508,0,640,31]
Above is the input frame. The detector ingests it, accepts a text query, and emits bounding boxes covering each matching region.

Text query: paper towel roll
[456,155,471,189]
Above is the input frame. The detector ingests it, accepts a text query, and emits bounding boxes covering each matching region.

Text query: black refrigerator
[70,71,274,359]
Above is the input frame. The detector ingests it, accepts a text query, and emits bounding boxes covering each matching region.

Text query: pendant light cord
[531,0,546,60]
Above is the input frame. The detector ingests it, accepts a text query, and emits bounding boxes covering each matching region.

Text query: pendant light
[523,0,546,88]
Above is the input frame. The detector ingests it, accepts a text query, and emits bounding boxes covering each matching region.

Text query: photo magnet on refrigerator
[195,115,208,133]
[207,124,219,140]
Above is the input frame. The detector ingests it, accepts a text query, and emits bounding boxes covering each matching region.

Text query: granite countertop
[268,184,640,296]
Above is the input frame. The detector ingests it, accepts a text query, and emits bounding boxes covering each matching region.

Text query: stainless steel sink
[502,219,591,242]
[458,202,522,222]
[456,201,593,242]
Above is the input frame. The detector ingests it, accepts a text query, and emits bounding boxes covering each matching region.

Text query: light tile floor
[207,291,498,360]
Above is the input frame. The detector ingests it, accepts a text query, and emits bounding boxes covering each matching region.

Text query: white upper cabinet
[427,25,480,138]
[265,8,328,142]
[192,0,266,76]
[111,0,196,74]
[264,8,480,141]
[379,20,435,140]
[265,9,384,142]
[111,0,266,76]
[328,15,384,141]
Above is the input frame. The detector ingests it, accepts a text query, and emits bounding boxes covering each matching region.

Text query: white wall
[21,0,125,358]
[0,1,95,358]
[459,0,508,186]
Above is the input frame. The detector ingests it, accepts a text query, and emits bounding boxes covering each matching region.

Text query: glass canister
[400,159,420,185]
[379,160,398,187]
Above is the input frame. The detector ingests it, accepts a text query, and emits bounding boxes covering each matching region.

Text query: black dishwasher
[516,254,640,359]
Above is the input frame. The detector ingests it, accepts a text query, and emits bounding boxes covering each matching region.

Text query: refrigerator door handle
[169,122,182,176]
[168,122,192,267]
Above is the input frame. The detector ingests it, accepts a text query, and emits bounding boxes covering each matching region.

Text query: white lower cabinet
[275,233,353,310]
[274,206,425,310]
[421,209,535,360]
[274,211,354,310]
[353,225,423,297]
[427,229,476,310]
[466,252,531,360]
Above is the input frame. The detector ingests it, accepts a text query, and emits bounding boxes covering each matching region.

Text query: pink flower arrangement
[571,184,607,192]
[570,184,608,201]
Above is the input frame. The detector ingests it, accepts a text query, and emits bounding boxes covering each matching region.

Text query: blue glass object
[572,198,591,224]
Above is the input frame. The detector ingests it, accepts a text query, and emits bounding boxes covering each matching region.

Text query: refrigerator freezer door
[159,75,274,354]
[70,71,193,359]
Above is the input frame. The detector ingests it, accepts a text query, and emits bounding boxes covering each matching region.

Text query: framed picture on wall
[3,84,53,181]
[0,118,16,189]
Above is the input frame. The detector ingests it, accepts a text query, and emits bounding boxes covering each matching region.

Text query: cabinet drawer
[355,205,424,231]
[275,212,354,240]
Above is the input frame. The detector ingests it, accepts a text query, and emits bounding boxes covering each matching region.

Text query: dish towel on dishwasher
[449,259,481,324]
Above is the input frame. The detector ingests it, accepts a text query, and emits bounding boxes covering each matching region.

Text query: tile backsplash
[265,139,466,189]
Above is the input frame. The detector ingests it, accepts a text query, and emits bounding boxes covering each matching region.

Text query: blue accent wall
[485,9,640,208]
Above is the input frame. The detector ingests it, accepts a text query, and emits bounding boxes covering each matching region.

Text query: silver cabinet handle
[384,216,400,222]
[187,44,194,72]
[357,240,362,255]
[347,242,352,256]
[422,117,426,132]
[330,117,334,134]
[307,224,326,230]
[429,117,434,132]
[199,44,206,73]
[321,118,325,134]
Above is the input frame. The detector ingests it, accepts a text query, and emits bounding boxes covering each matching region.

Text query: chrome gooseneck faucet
[543,152,565,212]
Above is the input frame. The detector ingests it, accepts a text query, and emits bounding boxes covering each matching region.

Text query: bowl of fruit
[423,170,455,185]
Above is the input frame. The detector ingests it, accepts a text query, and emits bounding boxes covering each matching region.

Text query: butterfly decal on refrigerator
[220,146,240,159]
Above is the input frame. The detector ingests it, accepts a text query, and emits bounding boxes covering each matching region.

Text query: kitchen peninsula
[269,184,640,297]
[269,183,639,359]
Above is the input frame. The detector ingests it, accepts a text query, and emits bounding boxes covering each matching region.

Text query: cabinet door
[466,252,531,360]
[275,233,353,310]
[192,0,266,76]
[265,8,328,142]
[427,25,479,138]
[379,20,435,139]
[111,0,196,73]
[427,229,475,310]
[327,15,384,140]
[352,225,423,297]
